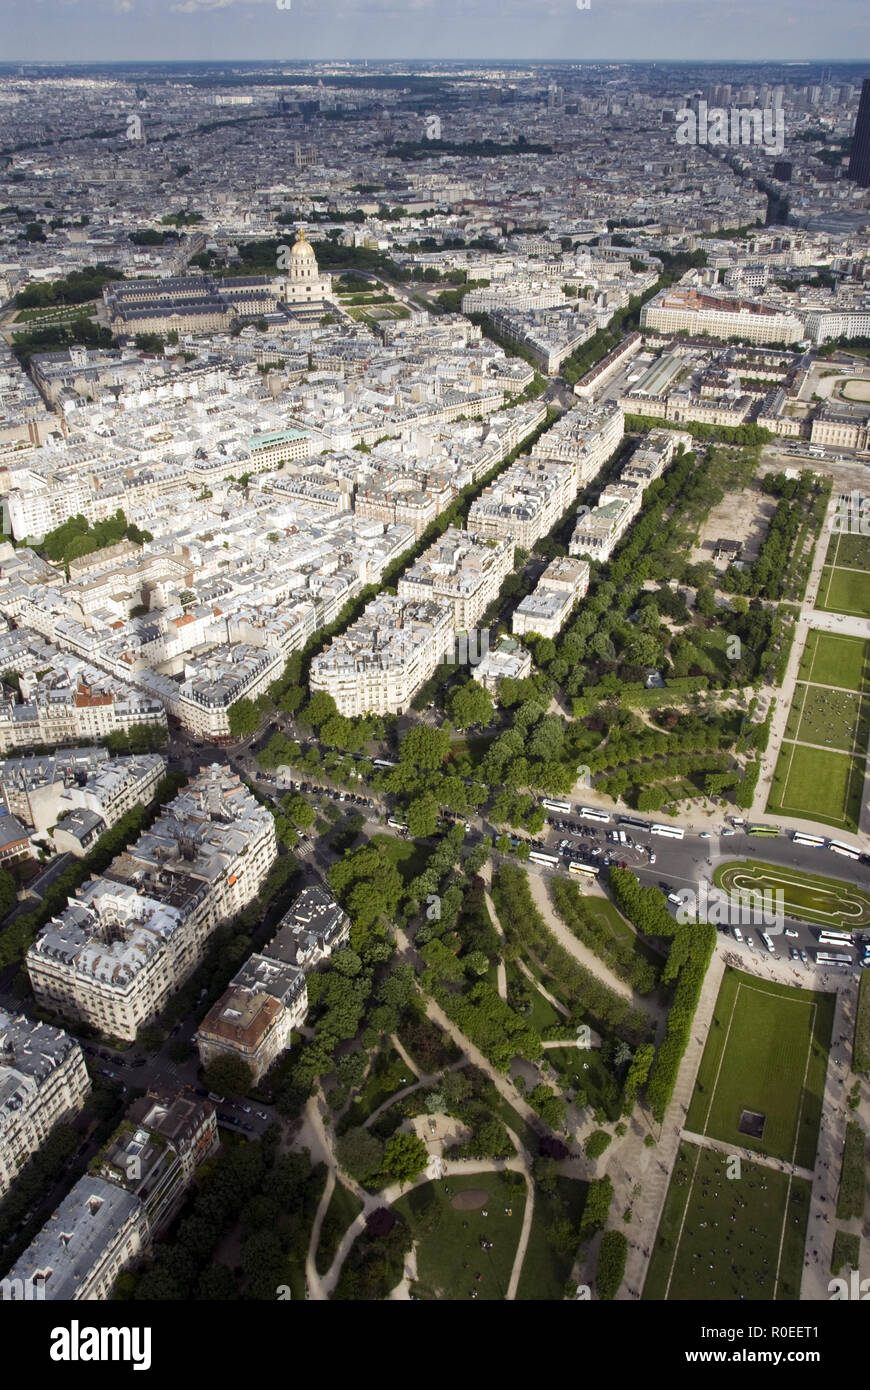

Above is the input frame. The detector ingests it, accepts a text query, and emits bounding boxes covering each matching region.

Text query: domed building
[277,227,335,314]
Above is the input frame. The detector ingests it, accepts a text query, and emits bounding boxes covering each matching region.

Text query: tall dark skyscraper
[847,78,870,188]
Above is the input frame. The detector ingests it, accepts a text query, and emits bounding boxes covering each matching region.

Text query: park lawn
[506,960,563,1034]
[338,1045,412,1133]
[685,968,834,1169]
[794,685,870,752]
[583,894,637,949]
[395,1171,525,1301]
[690,626,734,682]
[825,530,870,572]
[644,1142,810,1301]
[766,742,863,832]
[797,630,870,692]
[489,1091,545,1157]
[545,1045,623,1122]
[816,565,870,620]
[714,860,870,929]
[314,1179,364,1276]
[368,832,430,884]
[515,1176,589,1300]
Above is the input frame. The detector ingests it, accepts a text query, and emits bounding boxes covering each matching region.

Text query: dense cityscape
[0,48,869,1334]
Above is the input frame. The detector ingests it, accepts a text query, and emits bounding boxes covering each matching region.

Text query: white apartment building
[467,459,576,549]
[471,634,533,693]
[569,496,636,563]
[623,428,694,480]
[5,1176,148,1301]
[529,400,624,484]
[0,1012,91,1199]
[309,594,454,716]
[511,555,590,639]
[5,1091,218,1300]
[0,677,166,756]
[26,767,277,1041]
[54,754,165,832]
[803,308,870,345]
[196,886,348,1082]
[397,527,513,631]
[462,282,565,314]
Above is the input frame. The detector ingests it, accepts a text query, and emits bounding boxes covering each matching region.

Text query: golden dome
[290,227,316,258]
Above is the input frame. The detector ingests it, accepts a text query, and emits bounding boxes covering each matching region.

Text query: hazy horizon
[1,0,868,67]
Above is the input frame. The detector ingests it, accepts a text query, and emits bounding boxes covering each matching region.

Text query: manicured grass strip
[685,967,834,1170]
[767,741,862,832]
[645,1140,810,1302]
[829,532,870,571]
[776,1177,812,1301]
[816,565,870,619]
[797,630,870,693]
[643,1140,697,1300]
[794,685,870,753]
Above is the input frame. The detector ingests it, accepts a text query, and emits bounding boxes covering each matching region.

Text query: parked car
[784,928,799,938]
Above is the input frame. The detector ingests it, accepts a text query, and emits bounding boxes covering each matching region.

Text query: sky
[0,0,869,65]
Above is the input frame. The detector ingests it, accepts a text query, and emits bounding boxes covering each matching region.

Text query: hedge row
[835,1120,867,1222]
[854,971,870,1075]
[595,1229,629,1300]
